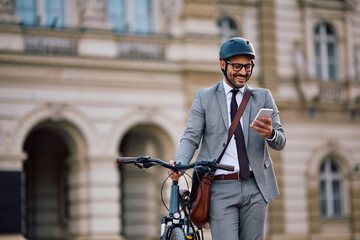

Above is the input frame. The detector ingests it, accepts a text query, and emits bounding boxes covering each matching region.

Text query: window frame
[314,22,338,82]
[16,0,37,26]
[16,0,66,28]
[43,0,65,28]
[319,157,344,218]
[107,0,155,34]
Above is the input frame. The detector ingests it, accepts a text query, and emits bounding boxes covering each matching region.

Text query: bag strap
[216,88,253,164]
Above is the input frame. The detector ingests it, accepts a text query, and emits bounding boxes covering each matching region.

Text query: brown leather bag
[189,174,212,228]
[189,89,252,229]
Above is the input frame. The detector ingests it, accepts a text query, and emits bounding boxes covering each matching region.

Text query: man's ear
[220,59,226,70]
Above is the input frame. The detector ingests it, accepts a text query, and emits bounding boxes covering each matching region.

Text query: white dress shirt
[214,80,252,176]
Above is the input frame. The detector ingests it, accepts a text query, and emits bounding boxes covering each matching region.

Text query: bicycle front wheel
[169,227,186,240]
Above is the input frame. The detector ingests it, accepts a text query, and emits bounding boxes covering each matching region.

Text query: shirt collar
[222,79,246,95]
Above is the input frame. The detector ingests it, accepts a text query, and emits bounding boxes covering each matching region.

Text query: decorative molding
[78,0,111,30]
[0,0,19,24]
[50,102,65,121]
[163,0,183,21]
[298,0,356,11]
[307,139,355,179]
[11,103,95,155]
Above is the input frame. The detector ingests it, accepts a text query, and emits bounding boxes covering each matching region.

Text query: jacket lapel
[216,81,229,129]
[242,85,253,148]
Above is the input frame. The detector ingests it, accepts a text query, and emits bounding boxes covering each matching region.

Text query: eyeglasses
[226,61,253,72]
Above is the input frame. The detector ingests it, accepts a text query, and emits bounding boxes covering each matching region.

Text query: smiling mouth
[235,75,247,81]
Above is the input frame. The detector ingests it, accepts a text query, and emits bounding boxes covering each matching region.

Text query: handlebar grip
[218,163,235,171]
[116,157,136,164]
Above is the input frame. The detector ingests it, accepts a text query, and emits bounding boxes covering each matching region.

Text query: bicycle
[116,156,234,240]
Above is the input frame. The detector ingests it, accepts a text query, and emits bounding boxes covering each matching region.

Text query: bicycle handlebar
[116,156,234,172]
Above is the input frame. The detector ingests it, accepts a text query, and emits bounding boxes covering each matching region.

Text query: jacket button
[223,143,226,147]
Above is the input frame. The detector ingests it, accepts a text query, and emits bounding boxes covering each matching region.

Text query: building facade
[0,0,359,240]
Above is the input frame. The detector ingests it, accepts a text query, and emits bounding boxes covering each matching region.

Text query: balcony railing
[319,83,344,103]
[25,35,77,55]
[117,41,165,60]
[21,30,167,60]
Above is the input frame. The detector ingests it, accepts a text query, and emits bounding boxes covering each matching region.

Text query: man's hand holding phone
[250,108,274,139]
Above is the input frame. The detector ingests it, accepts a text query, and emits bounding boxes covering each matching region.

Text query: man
[169,37,286,240]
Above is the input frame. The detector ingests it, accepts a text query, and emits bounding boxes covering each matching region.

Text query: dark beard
[228,73,249,88]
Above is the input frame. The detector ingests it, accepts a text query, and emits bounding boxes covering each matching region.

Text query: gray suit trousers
[209,178,268,240]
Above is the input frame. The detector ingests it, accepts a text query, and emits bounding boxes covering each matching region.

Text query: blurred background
[0,0,360,239]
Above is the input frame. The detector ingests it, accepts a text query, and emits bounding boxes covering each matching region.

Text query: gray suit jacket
[175,81,286,203]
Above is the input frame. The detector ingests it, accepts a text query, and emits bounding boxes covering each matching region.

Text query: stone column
[182,0,218,36]
[267,150,285,239]
[67,156,91,240]
[307,177,321,239]
[345,15,355,81]
[163,0,184,37]
[350,172,360,240]
[86,155,123,240]
[258,0,277,89]
[0,0,23,52]
[0,0,20,24]
[168,0,220,105]
[77,0,117,57]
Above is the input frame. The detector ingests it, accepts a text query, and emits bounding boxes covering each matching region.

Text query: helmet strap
[221,61,236,88]
[248,60,255,79]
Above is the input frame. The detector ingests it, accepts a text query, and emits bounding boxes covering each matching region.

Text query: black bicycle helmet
[219,37,256,60]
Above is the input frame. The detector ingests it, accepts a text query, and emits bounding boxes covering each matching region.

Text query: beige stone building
[0,0,359,240]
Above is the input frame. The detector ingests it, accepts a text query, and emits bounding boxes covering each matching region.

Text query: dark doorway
[23,124,69,240]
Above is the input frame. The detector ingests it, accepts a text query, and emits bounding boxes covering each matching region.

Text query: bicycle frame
[160,180,191,239]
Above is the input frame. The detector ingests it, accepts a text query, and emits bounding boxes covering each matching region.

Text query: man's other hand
[168,160,183,181]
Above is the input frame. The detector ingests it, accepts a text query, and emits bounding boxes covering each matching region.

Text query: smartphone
[251,108,273,125]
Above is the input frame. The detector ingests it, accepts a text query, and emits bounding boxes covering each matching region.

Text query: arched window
[319,157,344,218]
[217,17,238,43]
[107,0,152,34]
[314,22,337,81]
[16,0,64,28]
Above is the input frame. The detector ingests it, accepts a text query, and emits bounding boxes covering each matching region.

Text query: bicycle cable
[160,170,192,213]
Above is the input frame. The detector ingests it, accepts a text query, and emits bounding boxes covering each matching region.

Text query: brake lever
[134,163,144,169]
[133,162,155,169]
[142,162,155,168]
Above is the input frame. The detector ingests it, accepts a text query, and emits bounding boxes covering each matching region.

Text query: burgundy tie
[231,89,250,180]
